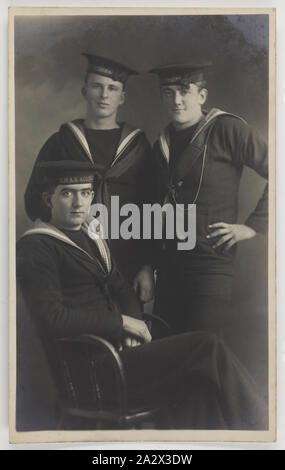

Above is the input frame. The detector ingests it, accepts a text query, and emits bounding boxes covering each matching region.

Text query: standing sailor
[25,54,156,302]
[150,62,268,335]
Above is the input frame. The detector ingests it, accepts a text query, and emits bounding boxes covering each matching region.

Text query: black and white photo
[9,7,275,444]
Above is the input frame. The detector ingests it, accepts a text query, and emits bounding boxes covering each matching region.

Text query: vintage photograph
[9,8,275,443]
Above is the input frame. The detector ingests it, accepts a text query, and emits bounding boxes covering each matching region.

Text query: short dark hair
[160,78,208,93]
[38,183,57,223]
[84,71,127,90]
[38,181,95,222]
[194,80,208,91]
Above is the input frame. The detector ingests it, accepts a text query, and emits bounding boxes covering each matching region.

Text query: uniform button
[177,180,183,187]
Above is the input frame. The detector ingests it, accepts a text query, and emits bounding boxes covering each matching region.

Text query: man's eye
[163,89,172,97]
[81,190,92,197]
[62,191,71,197]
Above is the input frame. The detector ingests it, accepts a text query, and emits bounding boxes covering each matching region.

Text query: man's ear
[119,91,126,106]
[199,88,208,105]
[81,86,87,98]
[42,192,53,208]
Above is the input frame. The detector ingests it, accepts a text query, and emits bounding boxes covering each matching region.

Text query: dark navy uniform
[24,54,156,282]
[25,121,155,281]
[153,108,268,334]
[17,219,267,430]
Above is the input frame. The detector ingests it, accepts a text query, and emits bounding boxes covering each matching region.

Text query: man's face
[46,183,94,230]
[83,73,125,120]
[161,82,207,128]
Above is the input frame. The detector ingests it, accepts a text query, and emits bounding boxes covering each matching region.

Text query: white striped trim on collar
[67,121,141,168]
[82,224,112,273]
[66,122,94,163]
[190,108,247,142]
[21,221,112,274]
[158,108,247,164]
[111,128,141,167]
[159,129,170,164]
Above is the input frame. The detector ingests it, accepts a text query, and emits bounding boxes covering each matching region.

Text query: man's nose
[101,86,109,99]
[173,91,183,105]
[72,193,83,207]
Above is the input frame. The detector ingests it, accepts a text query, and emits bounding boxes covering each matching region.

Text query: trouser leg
[185,295,231,339]
[169,375,228,429]
[119,332,267,430]
[155,280,231,338]
[154,256,233,338]
[153,259,185,333]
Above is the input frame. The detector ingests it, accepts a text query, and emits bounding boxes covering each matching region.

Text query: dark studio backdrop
[14,14,269,430]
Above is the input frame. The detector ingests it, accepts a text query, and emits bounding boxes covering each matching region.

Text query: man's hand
[119,336,143,351]
[207,223,256,251]
[82,214,95,230]
[133,265,155,303]
[121,315,152,343]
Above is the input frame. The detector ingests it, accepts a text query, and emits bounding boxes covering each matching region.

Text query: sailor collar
[66,120,142,167]
[21,219,112,274]
[158,107,247,164]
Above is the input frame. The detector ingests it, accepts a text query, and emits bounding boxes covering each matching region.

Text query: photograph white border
[3,0,283,450]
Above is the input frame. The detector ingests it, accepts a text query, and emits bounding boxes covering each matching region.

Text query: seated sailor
[17,160,267,430]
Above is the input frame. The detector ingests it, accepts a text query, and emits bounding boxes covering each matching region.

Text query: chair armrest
[55,334,128,415]
[58,334,125,375]
[143,313,171,338]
